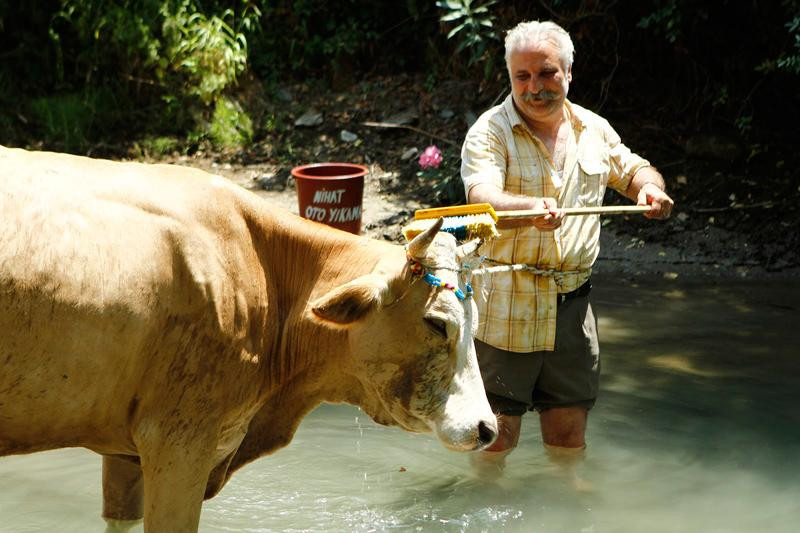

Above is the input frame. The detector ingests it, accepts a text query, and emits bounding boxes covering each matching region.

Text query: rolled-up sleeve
[461,117,508,198]
[603,120,650,194]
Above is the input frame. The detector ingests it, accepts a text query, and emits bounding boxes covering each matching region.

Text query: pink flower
[418,145,443,170]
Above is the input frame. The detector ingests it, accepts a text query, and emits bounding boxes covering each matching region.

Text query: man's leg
[485,413,522,452]
[533,292,598,489]
[539,406,592,491]
[471,339,541,479]
[471,413,522,479]
[539,406,587,448]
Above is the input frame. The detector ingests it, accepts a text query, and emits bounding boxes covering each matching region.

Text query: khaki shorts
[476,294,600,415]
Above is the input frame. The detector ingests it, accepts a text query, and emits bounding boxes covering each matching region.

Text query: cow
[0,145,497,532]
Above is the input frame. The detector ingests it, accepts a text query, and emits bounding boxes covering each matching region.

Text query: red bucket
[291,163,367,234]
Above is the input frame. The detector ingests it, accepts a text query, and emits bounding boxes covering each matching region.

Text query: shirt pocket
[507,152,544,197]
[577,158,610,206]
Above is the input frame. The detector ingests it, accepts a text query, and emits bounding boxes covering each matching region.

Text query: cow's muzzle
[435,414,498,452]
[477,418,498,449]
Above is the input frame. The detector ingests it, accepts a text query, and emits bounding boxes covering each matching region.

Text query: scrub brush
[401,203,650,241]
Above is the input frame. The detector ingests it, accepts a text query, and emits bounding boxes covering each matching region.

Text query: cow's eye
[424,317,448,338]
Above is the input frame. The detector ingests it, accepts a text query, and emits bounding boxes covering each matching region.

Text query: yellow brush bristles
[401,213,499,241]
[413,203,499,222]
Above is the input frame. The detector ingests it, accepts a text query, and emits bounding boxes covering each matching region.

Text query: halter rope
[406,253,473,301]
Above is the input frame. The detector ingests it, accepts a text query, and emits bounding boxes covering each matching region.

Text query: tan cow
[0,146,497,532]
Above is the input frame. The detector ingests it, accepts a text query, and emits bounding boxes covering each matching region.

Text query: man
[461,20,673,471]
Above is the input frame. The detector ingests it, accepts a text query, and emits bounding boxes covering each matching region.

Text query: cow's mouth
[367,396,431,433]
[389,408,431,433]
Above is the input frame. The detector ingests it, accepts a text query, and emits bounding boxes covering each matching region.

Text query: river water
[1,277,798,532]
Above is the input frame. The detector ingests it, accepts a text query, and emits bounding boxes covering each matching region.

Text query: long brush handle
[496,205,651,219]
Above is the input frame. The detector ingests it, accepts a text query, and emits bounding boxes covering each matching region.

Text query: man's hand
[626,167,674,220]
[637,183,674,219]
[530,196,564,230]
[469,184,564,231]
[494,196,564,231]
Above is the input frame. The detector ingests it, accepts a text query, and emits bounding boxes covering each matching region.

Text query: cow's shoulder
[132,167,273,341]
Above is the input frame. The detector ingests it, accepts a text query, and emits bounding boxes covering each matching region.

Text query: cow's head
[311,219,497,451]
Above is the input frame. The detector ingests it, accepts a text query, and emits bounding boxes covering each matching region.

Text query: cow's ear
[311,275,387,324]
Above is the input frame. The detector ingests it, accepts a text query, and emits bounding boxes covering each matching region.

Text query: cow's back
[0,147,270,455]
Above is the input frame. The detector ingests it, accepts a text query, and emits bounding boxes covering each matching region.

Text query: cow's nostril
[477,419,497,446]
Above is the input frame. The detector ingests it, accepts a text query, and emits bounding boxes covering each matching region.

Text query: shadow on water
[594,276,800,467]
[0,276,798,532]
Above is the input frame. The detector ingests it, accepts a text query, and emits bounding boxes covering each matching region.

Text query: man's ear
[311,274,388,324]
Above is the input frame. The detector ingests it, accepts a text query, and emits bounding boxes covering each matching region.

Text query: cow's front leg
[102,454,144,530]
[138,429,217,533]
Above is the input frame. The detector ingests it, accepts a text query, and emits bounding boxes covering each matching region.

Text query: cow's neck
[244,206,391,388]
[224,205,396,473]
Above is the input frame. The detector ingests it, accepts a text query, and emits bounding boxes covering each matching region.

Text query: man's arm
[623,166,674,220]
[468,183,563,230]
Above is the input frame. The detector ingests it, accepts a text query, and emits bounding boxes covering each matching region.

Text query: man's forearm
[624,166,665,201]
[467,183,562,230]
[468,183,540,211]
[624,166,674,219]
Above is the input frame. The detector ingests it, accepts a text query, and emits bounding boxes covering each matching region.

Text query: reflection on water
[1,277,799,532]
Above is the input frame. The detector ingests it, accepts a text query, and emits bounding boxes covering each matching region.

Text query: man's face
[508,39,572,127]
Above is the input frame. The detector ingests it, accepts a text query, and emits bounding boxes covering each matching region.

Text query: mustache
[522,90,561,102]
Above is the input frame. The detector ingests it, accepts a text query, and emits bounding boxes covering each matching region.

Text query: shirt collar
[564,100,586,132]
[502,93,525,130]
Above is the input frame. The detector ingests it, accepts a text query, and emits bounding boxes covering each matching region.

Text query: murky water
[2,277,798,532]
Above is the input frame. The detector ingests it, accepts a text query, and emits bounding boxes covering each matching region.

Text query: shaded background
[2,1,798,150]
[1,1,798,269]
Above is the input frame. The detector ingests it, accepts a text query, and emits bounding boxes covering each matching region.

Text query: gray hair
[504,20,575,70]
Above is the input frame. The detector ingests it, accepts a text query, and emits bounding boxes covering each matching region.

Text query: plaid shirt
[461,96,650,352]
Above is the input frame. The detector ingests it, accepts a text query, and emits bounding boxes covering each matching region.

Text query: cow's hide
[0,146,496,532]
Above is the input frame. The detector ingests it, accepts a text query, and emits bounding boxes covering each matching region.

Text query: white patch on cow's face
[347,233,497,451]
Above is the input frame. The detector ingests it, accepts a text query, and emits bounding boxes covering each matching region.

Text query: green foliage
[205,96,254,149]
[432,168,467,205]
[1,0,798,154]
[160,2,260,105]
[735,114,753,136]
[28,88,119,152]
[436,0,499,67]
[777,15,800,74]
[261,112,286,135]
[29,94,91,152]
[756,1,800,76]
[134,136,181,158]
[637,0,681,43]
[424,72,438,93]
[249,0,387,82]
[34,0,262,147]
[49,1,163,86]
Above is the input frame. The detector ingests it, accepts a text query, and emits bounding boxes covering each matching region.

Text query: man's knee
[539,406,588,448]
[542,429,585,449]
[484,414,522,452]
